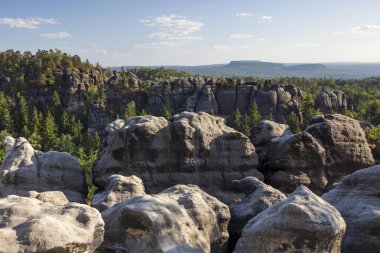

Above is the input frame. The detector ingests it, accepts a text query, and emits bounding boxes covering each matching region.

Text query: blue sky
[0,0,380,66]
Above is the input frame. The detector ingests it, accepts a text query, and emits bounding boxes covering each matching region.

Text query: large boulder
[323,165,380,253]
[93,112,262,203]
[306,114,375,181]
[0,193,104,253]
[228,177,286,250]
[261,132,328,194]
[92,175,146,212]
[99,184,230,253]
[0,137,87,202]
[234,186,346,253]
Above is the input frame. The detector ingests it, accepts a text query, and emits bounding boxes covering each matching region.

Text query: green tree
[249,102,261,126]
[42,111,58,150]
[124,101,137,119]
[0,93,13,133]
[60,111,71,134]
[231,109,242,130]
[286,112,301,133]
[30,107,42,134]
[15,94,30,136]
[163,100,173,120]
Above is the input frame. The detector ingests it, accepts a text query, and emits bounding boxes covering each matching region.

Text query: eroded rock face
[262,132,328,194]
[99,184,230,253]
[228,177,287,250]
[315,91,347,113]
[93,112,262,203]
[0,194,104,253]
[306,114,375,180]
[92,175,145,212]
[234,186,346,253]
[250,120,292,162]
[0,137,87,202]
[2,136,15,160]
[323,165,380,253]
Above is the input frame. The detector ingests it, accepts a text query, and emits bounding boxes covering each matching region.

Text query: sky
[0,0,380,66]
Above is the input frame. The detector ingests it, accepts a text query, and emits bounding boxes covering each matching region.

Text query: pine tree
[16,94,30,136]
[30,107,42,134]
[50,91,62,121]
[42,111,58,150]
[0,93,13,133]
[231,109,242,130]
[242,115,251,136]
[163,100,172,120]
[124,101,137,119]
[60,111,70,134]
[69,115,83,141]
[286,112,301,134]
[249,102,261,126]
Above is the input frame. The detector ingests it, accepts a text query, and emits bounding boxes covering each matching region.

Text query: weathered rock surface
[0,137,87,202]
[0,194,104,253]
[99,184,230,253]
[94,112,262,203]
[234,186,346,253]
[323,165,380,253]
[250,120,292,162]
[315,90,347,113]
[262,132,328,194]
[306,114,375,180]
[228,177,287,250]
[92,175,145,212]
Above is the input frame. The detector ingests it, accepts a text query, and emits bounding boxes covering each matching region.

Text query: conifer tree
[124,101,137,119]
[42,111,58,150]
[231,109,242,130]
[249,102,261,126]
[0,93,13,133]
[286,111,301,133]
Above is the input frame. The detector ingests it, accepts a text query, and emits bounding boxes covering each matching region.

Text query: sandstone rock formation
[234,186,346,253]
[323,165,380,253]
[228,177,286,250]
[250,120,292,162]
[0,193,104,253]
[93,112,262,203]
[92,175,145,212]
[315,90,347,113]
[2,136,15,160]
[99,184,230,253]
[306,114,375,180]
[0,137,87,202]
[262,132,328,194]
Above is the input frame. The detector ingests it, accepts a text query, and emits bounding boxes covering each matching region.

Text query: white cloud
[0,17,58,29]
[95,49,108,54]
[230,34,253,39]
[135,42,179,49]
[296,43,320,47]
[235,12,254,17]
[210,44,249,51]
[40,31,72,39]
[350,25,380,35]
[140,15,203,43]
[259,16,275,23]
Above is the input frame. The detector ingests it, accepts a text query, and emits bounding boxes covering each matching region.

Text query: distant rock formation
[323,165,380,253]
[234,186,346,253]
[99,183,230,253]
[0,193,104,253]
[0,136,87,202]
[93,112,262,204]
[315,90,347,113]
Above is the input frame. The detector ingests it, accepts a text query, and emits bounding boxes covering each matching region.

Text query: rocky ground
[0,112,379,253]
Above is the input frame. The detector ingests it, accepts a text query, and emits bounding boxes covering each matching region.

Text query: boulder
[92,175,145,212]
[234,186,346,253]
[0,137,87,202]
[306,114,375,181]
[2,136,15,160]
[99,184,230,253]
[93,112,262,204]
[315,91,347,113]
[250,120,292,162]
[0,194,104,253]
[262,132,328,194]
[323,165,380,253]
[228,177,286,250]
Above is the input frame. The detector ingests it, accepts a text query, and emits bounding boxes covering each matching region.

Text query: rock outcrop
[99,184,230,253]
[306,114,375,181]
[323,165,380,253]
[315,90,347,113]
[261,132,328,194]
[234,186,346,253]
[92,175,145,212]
[228,177,286,250]
[0,193,104,253]
[0,137,87,202]
[93,112,262,203]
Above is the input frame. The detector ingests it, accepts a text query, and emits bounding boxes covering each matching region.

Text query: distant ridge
[118,60,380,79]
